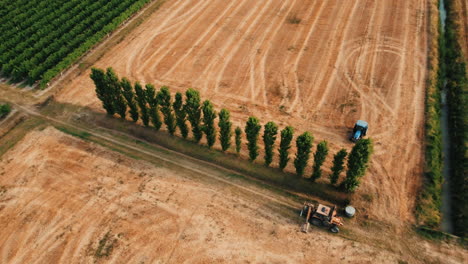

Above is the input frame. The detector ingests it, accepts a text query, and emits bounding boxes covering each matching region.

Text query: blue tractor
[350,120,368,142]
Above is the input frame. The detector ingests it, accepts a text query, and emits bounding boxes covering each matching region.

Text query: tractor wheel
[330,226,339,233]
[311,218,322,226]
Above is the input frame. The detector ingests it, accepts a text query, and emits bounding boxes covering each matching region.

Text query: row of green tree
[91,67,373,192]
[444,0,467,237]
[0,0,151,87]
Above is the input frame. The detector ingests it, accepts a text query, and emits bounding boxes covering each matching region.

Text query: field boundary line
[13,103,299,210]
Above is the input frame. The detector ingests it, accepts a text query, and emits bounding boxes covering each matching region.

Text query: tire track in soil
[380,0,414,222]
[200,0,267,94]
[212,0,276,96]
[0,129,187,263]
[239,0,293,110]
[159,0,240,80]
[142,0,216,80]
[294,0,345,113]
[323,0,376,131]
[285,0,327,113]
[186,0,262,92]
[365,0,387,91]
[214,0,297,116]
[136,0,213,81]
[127,0,191,78]
[55,0,430,225]
[305,0,359,111]
[3,124,322,262]
[361,0,407,221]
[315,0,369,111]
[395,0,426,222]
[268,0,315,110]
[164,0,253,91]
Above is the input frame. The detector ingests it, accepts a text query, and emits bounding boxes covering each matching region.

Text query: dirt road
[1,127,466,263]
[57,0,429,225]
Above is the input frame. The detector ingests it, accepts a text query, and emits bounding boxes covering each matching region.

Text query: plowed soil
[57,0,429,225]
[1,127,467,263]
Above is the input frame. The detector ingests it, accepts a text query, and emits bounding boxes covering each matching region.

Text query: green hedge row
[417,0,443,228]
[444,0,468,237]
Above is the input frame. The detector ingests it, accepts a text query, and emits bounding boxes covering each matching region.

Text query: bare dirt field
[57,0,429,226]
[1,127,466,263]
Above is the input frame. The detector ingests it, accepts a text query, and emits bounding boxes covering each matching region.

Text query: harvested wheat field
[58,0,429,225]
[1,127,466,263]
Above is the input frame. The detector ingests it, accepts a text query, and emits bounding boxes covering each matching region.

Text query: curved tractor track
[58,0,429,225]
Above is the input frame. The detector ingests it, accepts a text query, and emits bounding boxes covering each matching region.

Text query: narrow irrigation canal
[439,0,453,234]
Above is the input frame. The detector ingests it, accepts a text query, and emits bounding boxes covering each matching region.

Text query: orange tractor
[299,202,344,233]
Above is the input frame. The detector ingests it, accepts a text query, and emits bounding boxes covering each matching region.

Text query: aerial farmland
[58,0,428,225]
[0,0,466,263]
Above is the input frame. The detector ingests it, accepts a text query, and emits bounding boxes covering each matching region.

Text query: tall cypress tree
[145,84,162,130]
[106,68,126,119]
[294,132,313,177]
[173,92,188,138]
[311,140,329,182]
[278,126,294,171]
[245,117,261,161]
[202,100,217,148]
[184,88,202,142]
[90,67,114,115]
[235,127,242,154]
[330,149,348,185]
[134,82,149,127]
[120,78,139,122]
[218,109,232,152]
[263,121,278,167]
[158,86,176,135]
[341,139,373,192]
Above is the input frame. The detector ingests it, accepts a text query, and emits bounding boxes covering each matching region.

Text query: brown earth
[57,0,429,226]
[0,127,466,263]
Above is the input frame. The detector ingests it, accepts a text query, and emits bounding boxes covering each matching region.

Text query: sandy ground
[0,127,466,264]
[57,0,429,226]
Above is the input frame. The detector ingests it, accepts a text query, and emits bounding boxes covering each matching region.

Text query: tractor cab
[316,204,331,217]
[350,120,368,142]
[300,202,343,233]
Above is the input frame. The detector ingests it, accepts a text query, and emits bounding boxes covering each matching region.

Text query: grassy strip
[444,0,468,238]
[92,114,349,205]
[67,126,290,197]
[0,103,11,119]
[416,226,465,244]
[48,120,317,207]
[40,101,349,205]
[416,0,443,228]
[55,126,91,140]
[54,124,142,161]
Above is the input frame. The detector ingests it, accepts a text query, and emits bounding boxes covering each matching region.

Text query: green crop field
[0,0,151,88]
